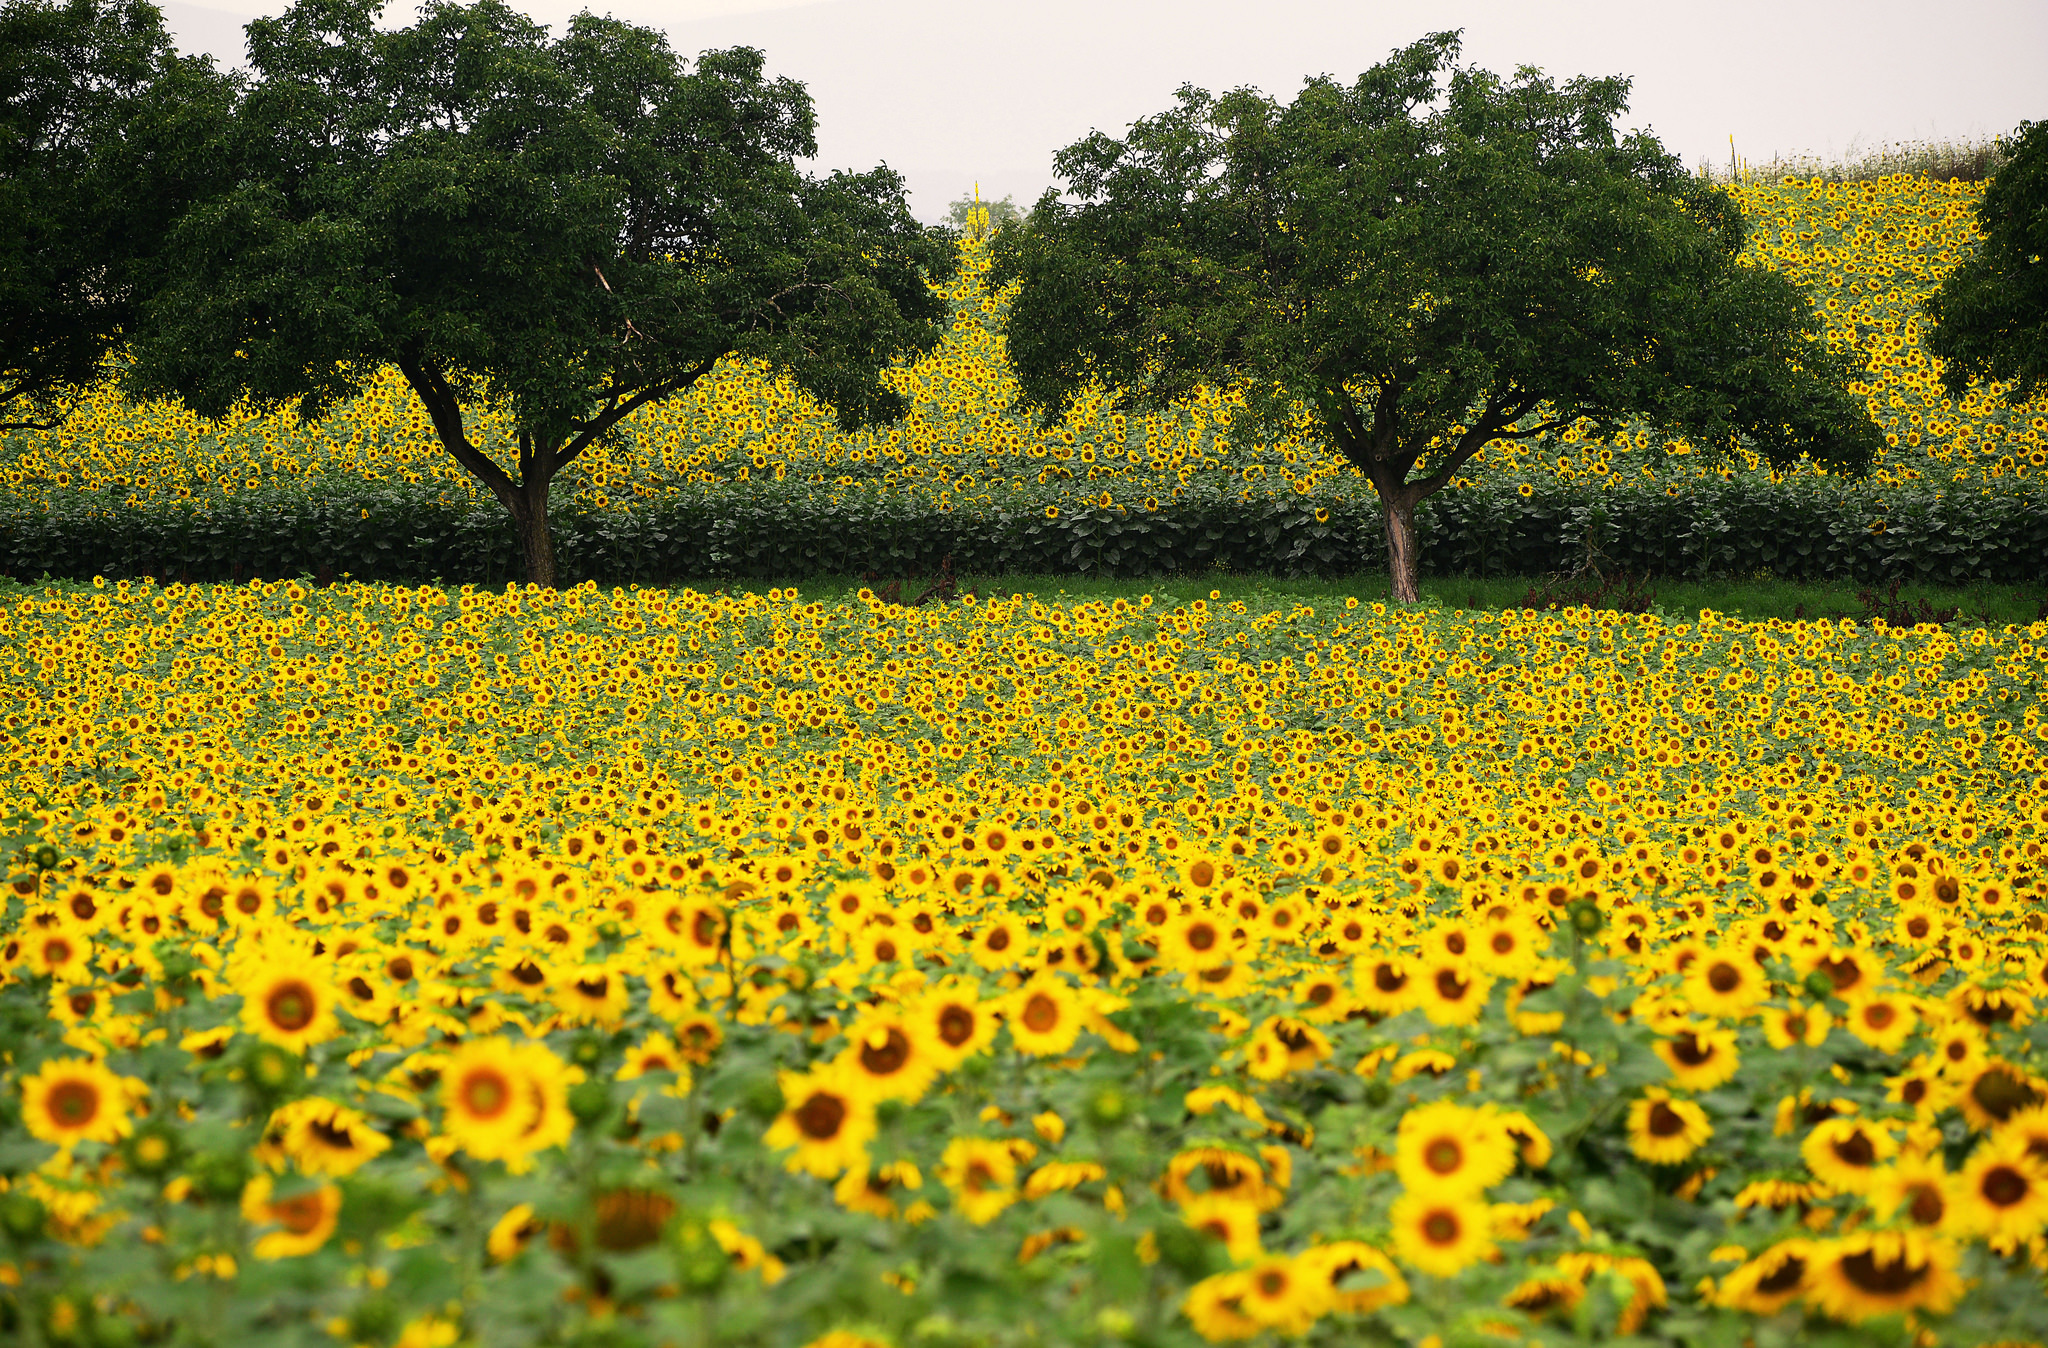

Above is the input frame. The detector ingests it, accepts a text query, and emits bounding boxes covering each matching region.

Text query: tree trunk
[1381,485,1422,605]
[509,477,558,588]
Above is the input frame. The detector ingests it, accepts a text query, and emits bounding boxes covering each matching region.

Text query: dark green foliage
[0,0,233,429]
[987,31,1885,602]
[6,476,2039,590]
[125,0,957,584]
[1926,120,2048,405]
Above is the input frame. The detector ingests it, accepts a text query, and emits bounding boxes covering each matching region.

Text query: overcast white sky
[159,0,2047,222]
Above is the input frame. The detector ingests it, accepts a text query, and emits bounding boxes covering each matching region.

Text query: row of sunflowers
[1,173,2041,522]
[0,578,2045,1344]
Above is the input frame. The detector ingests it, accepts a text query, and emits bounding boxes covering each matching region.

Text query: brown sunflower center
[1839,1248,1929,1296]
[1424,1138,1463,1174]
[1420,1210,1461,1246]
[1648,1102,1687,1137]
[1831,1132,1877,1168]
[796,1091,848,1140]
[1022,994,1060,1034]
[1435,970,1469,1000]
[1908,1186,1946,1225]
[47,1080,100,1126]
[937,1004,975,1047]
[1756,1256,1806,1295]
[460,1069,513,1120]
[265,981,317,1033]
[1981,1165,2031,1208]
[860,1029,912,1076]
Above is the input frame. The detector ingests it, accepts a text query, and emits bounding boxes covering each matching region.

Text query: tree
[128,0,957,586]
[1926,120,2046,406]
[0,0,233,430]
[988,32,1883,603]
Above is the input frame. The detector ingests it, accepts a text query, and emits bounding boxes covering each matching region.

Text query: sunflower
[1353,956,1417,1016]
[1394,1101,1516,1197]
[1685,951,1768,1019]
[1244,1016,1332,1081]
[1926,1019,1987,1079]
[1164,1146,1285,1212]
[1713,1239,1813,1315]
[19,1057,138,1148]
[1843,991,1916,1054]
[1627,1089,1712,1165]
[1958,1059,2047,1130]
[1181,1270,1262,1343]
[1177,1193,1265,1262]
[938,1137,1020,1225]
[1802,1230,1964,1323]
[1290,971,1351,1022]
[968,917,1029,971]
[236,954,341,1051]
[1655,1026,1741,1092]
[916,979,998,1069]
[1235,1254,1327,1333]
[616,1032,690,1093]
[553,963,633,1026]
[833,1161,925,1219]
[1005,975,1084,1057]
[838,1009,939,1103]
[1389,1192,1495,1277]
[1416,959,1491,1028]
[1762,1001,1831,1050]
[765,1063,874,1179]
[438,1037,542,1163]
[1866,1153,1957,1231]
[1158,912,1230,974]
[1295,1239,1408,1313]
[672,1013,725,1066]
[273,1097,391,1177]
[241,1175,342,1259]
[1954,1133,2048,1252]
[1801,1117,1897,1195]
[26,930,91,981]
[487,1203,544,1262]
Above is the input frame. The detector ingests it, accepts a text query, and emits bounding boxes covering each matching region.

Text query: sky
[158,0,2048,222]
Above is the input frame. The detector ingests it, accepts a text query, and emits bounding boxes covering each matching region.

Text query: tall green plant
[128,0,957,585]
[989,31,1884,604]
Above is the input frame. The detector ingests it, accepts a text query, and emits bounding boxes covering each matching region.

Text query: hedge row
[4,474,2043,586]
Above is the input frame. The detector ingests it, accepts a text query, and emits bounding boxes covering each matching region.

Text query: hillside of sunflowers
[2,551,2048,1345]
[1,172,2045,586]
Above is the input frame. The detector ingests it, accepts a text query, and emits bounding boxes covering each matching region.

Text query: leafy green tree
[989,32,1883,603]
[1926,120,2046,406]
[0,0,233,430]
[129,0,956,585]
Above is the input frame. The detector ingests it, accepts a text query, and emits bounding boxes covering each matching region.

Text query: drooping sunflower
[1655,1025,1741,1092]
[241,1175,343,1259]
[1394,1101,1516,1198]
[764,1063,875,1180]
[1954,1133,2048,1252]
[236,954,341,1051]
[1802,1230,1964,1323]
[273,1097,391,1177]
[1389,1191,1496,1277]
[1762,1001,1831,1050]
[19,1057,138,1148]
[553,963,633,1026]
[1181,1270,1261,1343]
[1295,1239,1409,1314]
[1177,1193,1265,1262]
[1627,1089,1712,1165]
[1712,1239,1813,1315]
[1958,1059,2047,1130]
[1801,1117,1898,1195]
[937,1137,1020,1226]
[1865,1153,1957,1231]
[833,1160,925,1220]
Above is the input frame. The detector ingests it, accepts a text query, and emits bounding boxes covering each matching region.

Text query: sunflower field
[1,173,2045,586]
[2,573,2047,1347]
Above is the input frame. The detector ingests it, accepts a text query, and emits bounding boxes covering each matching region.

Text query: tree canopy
[128,0,957,585]
[1926,119,2047,407]
[0,0,232,430]
[989,31,1884,602]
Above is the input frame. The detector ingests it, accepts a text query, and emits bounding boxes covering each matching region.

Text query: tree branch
[555,358,720,471]
[395,354,519,503]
